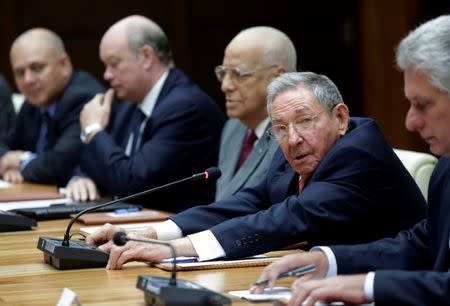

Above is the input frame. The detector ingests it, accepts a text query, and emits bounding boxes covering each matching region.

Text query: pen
[252,263,316,287]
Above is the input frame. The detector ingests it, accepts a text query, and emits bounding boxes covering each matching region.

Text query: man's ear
[139,45,155,70]
[333,103,350,135]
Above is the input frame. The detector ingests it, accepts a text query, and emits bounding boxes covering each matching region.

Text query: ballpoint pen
[252,263,316,286]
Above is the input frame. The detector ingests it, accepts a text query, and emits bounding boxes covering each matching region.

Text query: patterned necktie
[298,178,305,194]
[235,129,257,172]
[35,112,51,153]
[130,108,147,154]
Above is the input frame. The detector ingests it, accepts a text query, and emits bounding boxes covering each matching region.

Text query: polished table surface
[0,183,297,305]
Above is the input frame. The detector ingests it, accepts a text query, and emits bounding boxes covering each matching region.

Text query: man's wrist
[80,123,103,144]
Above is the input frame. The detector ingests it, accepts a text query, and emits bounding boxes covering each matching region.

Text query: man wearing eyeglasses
[213,26,296,200]
[86,71,426,270]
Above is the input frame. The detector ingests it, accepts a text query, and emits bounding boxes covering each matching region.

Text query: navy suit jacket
[0,71,104,186]
[81,68,225,213]
[332,157,450,305]
[171,117,427,258]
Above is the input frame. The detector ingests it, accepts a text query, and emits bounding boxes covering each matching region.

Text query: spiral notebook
[154,255,279,271]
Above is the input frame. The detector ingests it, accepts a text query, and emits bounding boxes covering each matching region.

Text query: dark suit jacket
[81,68,225,213]
[0,71,104,186]
[171,117,427,258]
[332,157,450,305]
[216,119,278,201]
[0,74,16,139]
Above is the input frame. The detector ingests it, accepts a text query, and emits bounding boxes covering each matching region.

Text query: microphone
[113,232,231,306]
[37,167,221,270]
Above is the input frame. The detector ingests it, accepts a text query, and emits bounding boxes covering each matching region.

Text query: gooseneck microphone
[37,167,221,270]
[113,231,231,306]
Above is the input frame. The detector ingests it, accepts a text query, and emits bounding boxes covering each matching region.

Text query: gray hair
[266,72,344,117]
[126,23,173,67]
[396,15,450,95]
[12,28,66,55]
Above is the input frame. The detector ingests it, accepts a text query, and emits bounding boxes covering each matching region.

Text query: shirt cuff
[310,246,337,277]
[153,220,183,241]
[187,230,226,261]
[364,272,375,302]
[20,152,37,170]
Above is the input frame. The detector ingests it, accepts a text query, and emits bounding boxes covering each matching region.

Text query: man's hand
[251,252,329,293]
[288,274,368,306]
[80,88,114,130]
[2,169,24,183]
[0,150,25,174]
[66,177,100,202]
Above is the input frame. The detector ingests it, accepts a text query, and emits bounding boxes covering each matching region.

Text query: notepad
[154,255,279,271]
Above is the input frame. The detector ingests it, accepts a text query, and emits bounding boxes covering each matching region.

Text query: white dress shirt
[153,117,271,261]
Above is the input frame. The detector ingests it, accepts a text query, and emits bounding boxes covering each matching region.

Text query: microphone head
[204,167,221,181]
[112,231,128,246]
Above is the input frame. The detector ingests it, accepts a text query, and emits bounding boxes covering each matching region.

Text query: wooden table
[0,220,297,305]
[0,183,296,305]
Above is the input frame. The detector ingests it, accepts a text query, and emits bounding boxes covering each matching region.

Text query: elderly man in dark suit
[254,15,450,306]
[85,71,426,270]
[0,29,104,186]
[215,26,296,201]
[66,15,224,212]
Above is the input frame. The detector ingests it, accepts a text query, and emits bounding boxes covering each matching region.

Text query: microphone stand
[114,232,231,306]
[37,168,221,270]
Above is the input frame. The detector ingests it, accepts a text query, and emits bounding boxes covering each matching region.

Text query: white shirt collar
[254,117,270,139]
[138,70,169,118]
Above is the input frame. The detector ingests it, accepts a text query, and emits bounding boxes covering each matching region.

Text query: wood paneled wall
[0,0,439,152]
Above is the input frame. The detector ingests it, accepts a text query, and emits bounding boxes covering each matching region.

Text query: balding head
[10,28,72,107]
[11,28,66,59]
[228,26,297,72]
[219,26,297,129]
[103,15,172,66]
[100,15,172,102]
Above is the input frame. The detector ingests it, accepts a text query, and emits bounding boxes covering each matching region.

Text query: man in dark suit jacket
[85,72,426,270]
[254,15,450,306]
[66,16,224,212]
[0,29,104,186]
[215,26,296,201]
[0,74,16,139]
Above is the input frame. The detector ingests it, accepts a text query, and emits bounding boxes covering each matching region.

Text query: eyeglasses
[214,65,277,83]
[267,109,327,141]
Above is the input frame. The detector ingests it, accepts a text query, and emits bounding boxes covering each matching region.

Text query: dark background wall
[0,0,447,152]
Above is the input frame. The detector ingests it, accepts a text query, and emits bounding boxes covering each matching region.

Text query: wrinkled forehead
[223,39,264,68]
[271,87,322,120]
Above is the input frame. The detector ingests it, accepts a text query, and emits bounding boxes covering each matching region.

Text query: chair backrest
[393,148,437,201]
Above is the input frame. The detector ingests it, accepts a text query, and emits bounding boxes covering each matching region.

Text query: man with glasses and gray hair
[254,15,450,306]
[66,15,224,212]
[86,71,426,270]
[214,26,296,200]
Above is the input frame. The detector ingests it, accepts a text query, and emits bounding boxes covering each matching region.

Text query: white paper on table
[0,197,73,211]
[229,287,347,305]
[0,180,12,189]
[80,222,164,235]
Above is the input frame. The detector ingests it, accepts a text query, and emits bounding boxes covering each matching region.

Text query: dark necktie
[235,129,257,171]
[130,108,147,154]
[36,112,51,153]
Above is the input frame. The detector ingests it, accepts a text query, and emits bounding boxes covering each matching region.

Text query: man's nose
[405,107,425,132]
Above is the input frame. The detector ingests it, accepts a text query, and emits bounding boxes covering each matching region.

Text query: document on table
[0,180,12,189]
[229,287,347,305]
[80,222,164,234]
[0,197,73,211]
